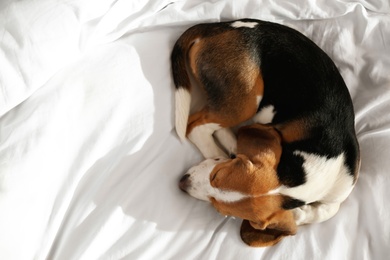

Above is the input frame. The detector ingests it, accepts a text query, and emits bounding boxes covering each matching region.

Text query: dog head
[179,124,297,246]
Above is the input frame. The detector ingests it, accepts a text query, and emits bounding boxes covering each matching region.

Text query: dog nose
[179,174,190,192]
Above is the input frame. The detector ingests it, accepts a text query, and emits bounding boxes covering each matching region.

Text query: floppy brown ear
[240,210,297,247]
[237,124,282,165]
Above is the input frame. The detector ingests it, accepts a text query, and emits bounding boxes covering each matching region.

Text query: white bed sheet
[1,0,389,259]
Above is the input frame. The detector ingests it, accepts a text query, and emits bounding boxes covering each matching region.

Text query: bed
[1,0,389,259]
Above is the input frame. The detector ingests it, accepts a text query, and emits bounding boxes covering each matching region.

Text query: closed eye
[211,171,218,181]
[211,168,223,182]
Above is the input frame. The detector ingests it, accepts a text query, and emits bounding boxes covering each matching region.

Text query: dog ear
[240,210,297,247]
[237,124,282,166]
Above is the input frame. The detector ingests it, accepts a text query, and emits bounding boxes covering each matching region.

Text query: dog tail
[171,26,201,142]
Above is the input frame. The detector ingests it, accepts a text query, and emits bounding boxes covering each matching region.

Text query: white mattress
[1,0,389,259]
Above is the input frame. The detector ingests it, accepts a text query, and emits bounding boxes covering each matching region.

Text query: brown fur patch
[237,124,282,167]
[240,210,296,247]
[188,38,202,77]
[185,30,264,136]
[204,123,296,247]
[208,125,282,196]
[275,119,309,143]
[209,155,278,195]
[211,195,283,223]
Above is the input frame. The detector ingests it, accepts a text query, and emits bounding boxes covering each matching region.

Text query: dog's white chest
[277,151,354,204]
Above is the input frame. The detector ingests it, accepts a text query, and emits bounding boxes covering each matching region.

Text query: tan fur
[185,31,264,137]
[176,28,308,247]
[275,119,309,143]
[188,38,202,77]
[205,124,296,246]
[175,21,359,248]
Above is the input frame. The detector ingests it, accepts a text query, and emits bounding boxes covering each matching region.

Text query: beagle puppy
[172,19,360,247]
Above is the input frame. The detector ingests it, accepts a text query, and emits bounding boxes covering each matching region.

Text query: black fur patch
[282,197,306,210]
[277,148,306,187]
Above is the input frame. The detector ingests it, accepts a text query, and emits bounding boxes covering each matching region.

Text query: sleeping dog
[172,19,360,247]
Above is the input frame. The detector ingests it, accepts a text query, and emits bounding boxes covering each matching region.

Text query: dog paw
[292,206,308,226]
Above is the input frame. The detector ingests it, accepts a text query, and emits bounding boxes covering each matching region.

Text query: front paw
[292,205,308,226]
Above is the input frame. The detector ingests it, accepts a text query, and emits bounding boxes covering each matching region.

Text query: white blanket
[1,0,389,259]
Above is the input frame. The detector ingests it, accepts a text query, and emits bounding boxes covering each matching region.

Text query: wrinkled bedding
[1,0,389,259]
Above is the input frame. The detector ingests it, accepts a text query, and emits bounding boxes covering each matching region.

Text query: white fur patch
[213,189,249,203]
[175,88,191,141]
[253,105,276,124]
[231,21,258,28]
[185,158,276,203]
[256,95,263,108]
[185,158,247,202]
[188,123,227,158]
[293,202,341,225]
[214,128,237,155]
[278,152,354,204]
[185,158,248,203]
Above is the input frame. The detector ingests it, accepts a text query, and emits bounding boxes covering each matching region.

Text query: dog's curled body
[172,19,360,247]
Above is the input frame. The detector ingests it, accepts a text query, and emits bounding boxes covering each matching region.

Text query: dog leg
[292,202,341,225]
[253,105,276,124]
[188,123,227,158]
[214,128,237,157]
